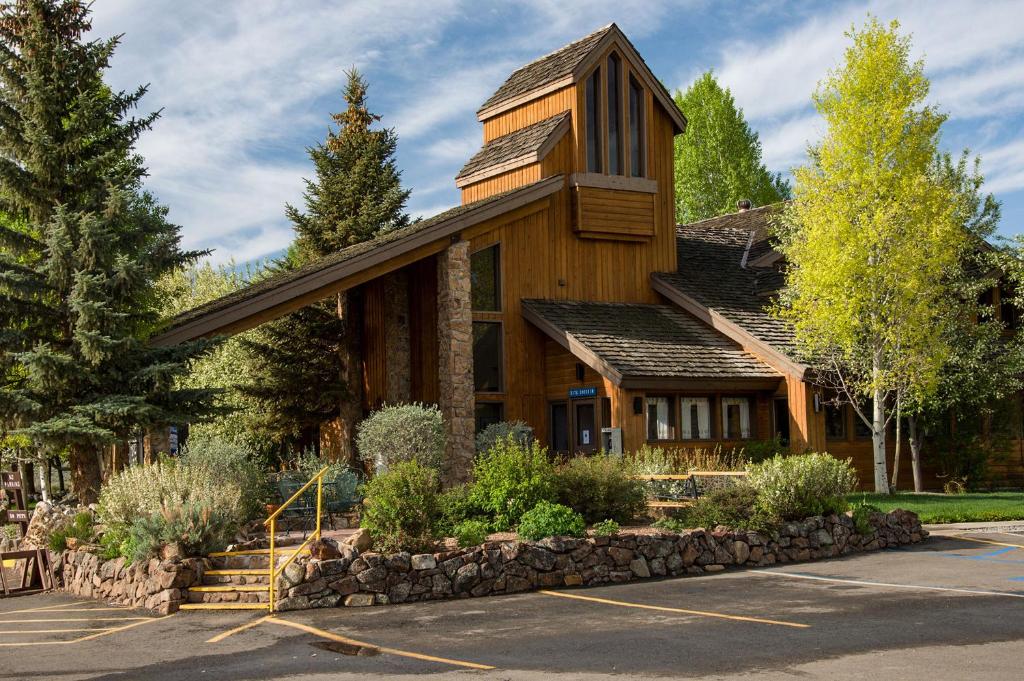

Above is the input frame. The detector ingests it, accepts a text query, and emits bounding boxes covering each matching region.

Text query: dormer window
[607,54,623,175]
[583,52,646,177]
[585,67,602,173]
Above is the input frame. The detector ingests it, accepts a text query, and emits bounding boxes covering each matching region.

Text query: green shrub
[180,433,270,522]
[1,523,19,543]
[99,523,132,561]
[356,403,446,473]
[48,512,96,552]
[435,484,487,537]
[591,519,620,536]
[98,460,245,528]
[683,484,775,531]
[850,498,882,535]
[554,455,646,524]
[128,502,236,563]
[651,517,686,533]
[453,520,490,548]
[470,435,556,531]
[360,461,440,553]
[517,501,585,541]
[748,453,858,520]
[736,435,786,464]
[475,420,533,453]
[629,445,689,500]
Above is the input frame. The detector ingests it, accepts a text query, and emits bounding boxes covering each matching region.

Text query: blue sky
[90,0,1024,266]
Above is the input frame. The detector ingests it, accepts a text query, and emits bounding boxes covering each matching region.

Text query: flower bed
[271,508,926,610]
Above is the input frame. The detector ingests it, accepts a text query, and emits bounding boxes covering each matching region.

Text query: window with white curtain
[721,397,751,439]
[646,396,676,441]
[680,397,711,439]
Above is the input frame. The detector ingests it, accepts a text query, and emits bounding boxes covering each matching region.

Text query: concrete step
[179,602,269,611]
[209,549,308,571]
[186,587,269,605]
[202,569,271,587]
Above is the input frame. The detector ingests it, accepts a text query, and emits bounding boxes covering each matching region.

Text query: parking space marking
[206,615,273,643]
[1,628,111,634]
[952,535,1024,550]
[751,570,1024,598]
[267,617,497,670]
[536,589,810,628]
[0,617,151,623]
[1,600,92,615]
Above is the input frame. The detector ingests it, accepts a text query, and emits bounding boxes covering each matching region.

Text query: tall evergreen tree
[0,0,216,503]
[241,69,410,455]
[674,71,791,223]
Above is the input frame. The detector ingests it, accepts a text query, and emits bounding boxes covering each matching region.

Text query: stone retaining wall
[53,550,202,615]
[271,509,926,610]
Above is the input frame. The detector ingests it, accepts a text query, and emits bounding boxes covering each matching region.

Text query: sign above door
[568,386,598,398]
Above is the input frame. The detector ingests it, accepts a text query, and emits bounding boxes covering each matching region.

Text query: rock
[311,593,342,608]
[522,547,557,571]
[607,547,633,566]
[536,537,584,553]
[276,595,311,611]
[289,578,328,597]
[454,563,480,592]
[629,558,650,578]
[160,542,183,562]
[388,582,412,603]
[344,593,375,607]
[563,573,583,586]
[411,554,436,570]
[343,529,372,554]
[814,529,834,547]
[279,561,306,589]
[440,556,463,579]
[309,538,343,560]
[387,552,411,572]
[733,541,750,564]
[649,557,667,576]
[704,564,725,572]
[319,556,353,577]
[328,575,360,595]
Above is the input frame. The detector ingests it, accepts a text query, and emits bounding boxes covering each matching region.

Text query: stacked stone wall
[53,551,202,615]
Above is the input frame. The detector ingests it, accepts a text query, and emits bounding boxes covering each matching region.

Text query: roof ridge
[508,23,614,75]
[677,202,781,229]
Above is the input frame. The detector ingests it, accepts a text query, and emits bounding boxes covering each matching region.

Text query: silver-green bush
[748,453,858,520]
[179,433,269,522]
[356,402,446,473]
[475,420,533,453]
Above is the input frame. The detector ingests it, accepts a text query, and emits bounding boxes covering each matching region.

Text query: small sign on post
[1,471,28,537]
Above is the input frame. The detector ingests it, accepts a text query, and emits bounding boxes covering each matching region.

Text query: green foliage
[240,68,410,448]
[98,460,246,528]
[128,502,235,563]
[99,523,133,561]
[683,484,774,531]
[1,523,19,542]
[453,520,490,548]
[356,403,446,473]
[360,461,440,553]
[774,18,973,493]
[517,501,585,541]
[49,511,97,552]
[0,0,218,504]
[591,519,620,536]
[651,517,686,533]
[852,492,1024,524]
[673,71,790,223]
[179,433,270,522]
[436,483,486,538]
[553,455,646,524]
[469,436,556,531]
[737,436,786,464]
[748,454,857,520]
[628,444,747,501]
[850,498,882,535]
[475,420,533,453]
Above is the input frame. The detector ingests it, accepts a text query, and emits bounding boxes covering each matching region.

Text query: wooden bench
[633,471,750,509]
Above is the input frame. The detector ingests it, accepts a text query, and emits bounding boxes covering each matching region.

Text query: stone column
[437,241,475,486]
[384,270,412,404]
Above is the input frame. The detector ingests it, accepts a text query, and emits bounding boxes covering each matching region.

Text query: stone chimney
[737,199,752,212]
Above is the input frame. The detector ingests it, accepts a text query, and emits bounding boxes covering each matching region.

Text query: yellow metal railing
[265,466,330,612]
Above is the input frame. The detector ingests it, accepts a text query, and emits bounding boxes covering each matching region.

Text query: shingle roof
[522,299,780,383]
[478,25,614,115]
[159,177,564,340]
[455,112,569,185]
[652,204,798,358]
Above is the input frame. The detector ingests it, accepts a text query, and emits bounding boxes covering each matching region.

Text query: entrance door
[773,398,790,446]
[550,402,569,453]
[574,400,598,454]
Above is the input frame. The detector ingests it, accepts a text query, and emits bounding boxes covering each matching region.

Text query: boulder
[309,538,343,560]
[343,529,372,554]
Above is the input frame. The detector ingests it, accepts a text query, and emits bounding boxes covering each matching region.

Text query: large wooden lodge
[158,24,1024,488]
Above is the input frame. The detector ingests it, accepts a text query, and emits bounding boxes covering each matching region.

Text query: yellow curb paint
[537,589,810,629]
[951,535,1024,550]
[750,570,1024,598]
[206,615,273,643]
[267,617,497,670]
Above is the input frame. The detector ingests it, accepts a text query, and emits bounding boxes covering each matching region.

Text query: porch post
[437,240,475,486]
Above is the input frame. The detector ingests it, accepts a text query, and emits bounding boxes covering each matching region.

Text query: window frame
[824,403,847,441]
[721,396,753,440]
[470,242,502,312]
[606,53,623,176]
[679,396,712,440]
[584,66,603,173]
[471,319,504,394]
[645,395,677,442]
[628,73,645,177]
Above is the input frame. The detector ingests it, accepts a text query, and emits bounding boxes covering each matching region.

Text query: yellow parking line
[73,615,167,642]
[750,570,1024,598]
[1,600,92,615]
[267,617,496,670]
[18,607,130,613]
[0,617,150,623]
[953,535,1024,549]
[206,615,273,643]
[537,589,810,629]
[0,628,111,634]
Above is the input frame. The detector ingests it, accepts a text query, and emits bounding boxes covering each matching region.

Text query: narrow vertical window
[680,397,710,439]
[646,396,676,441]
[607,54,622,175]
[585,67,602,172]
[472,322,502,392]
[628,75,645,177]
[721,397,751,439]
[471,244,500,311]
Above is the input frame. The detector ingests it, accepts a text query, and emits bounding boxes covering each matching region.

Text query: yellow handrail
[266,466,330,612]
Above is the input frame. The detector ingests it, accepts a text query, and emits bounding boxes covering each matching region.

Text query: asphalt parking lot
[2,531,1024,680]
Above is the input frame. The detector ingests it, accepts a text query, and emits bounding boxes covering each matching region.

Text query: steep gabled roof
[455,112,570,187]
[522,299,780,389]
[154,176,564,346]
[651,204,808,378]
[476,23,687,133]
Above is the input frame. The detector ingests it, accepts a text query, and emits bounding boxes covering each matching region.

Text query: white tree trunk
[38,459,50,502]
[890,396,902,492]
[908,415,924,492]
[872,379,890,494]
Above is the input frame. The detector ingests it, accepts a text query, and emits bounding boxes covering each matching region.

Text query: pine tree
[241,69,410,454]
[0,0,216,503]
[674,71,791,223]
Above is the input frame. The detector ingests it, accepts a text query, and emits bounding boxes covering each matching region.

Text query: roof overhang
[455,114,571,188]
[476,25,687,134]
[153,175,564,346]
[650,274,810,381]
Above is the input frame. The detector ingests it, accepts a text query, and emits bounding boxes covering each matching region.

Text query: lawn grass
[851,492,1024,524]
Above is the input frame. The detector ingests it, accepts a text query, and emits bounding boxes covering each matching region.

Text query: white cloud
[979,138,1024,195]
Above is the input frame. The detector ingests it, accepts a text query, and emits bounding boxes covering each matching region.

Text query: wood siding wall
[461,164,542,204]
[573,186,656,240]
[482,87,576,141]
